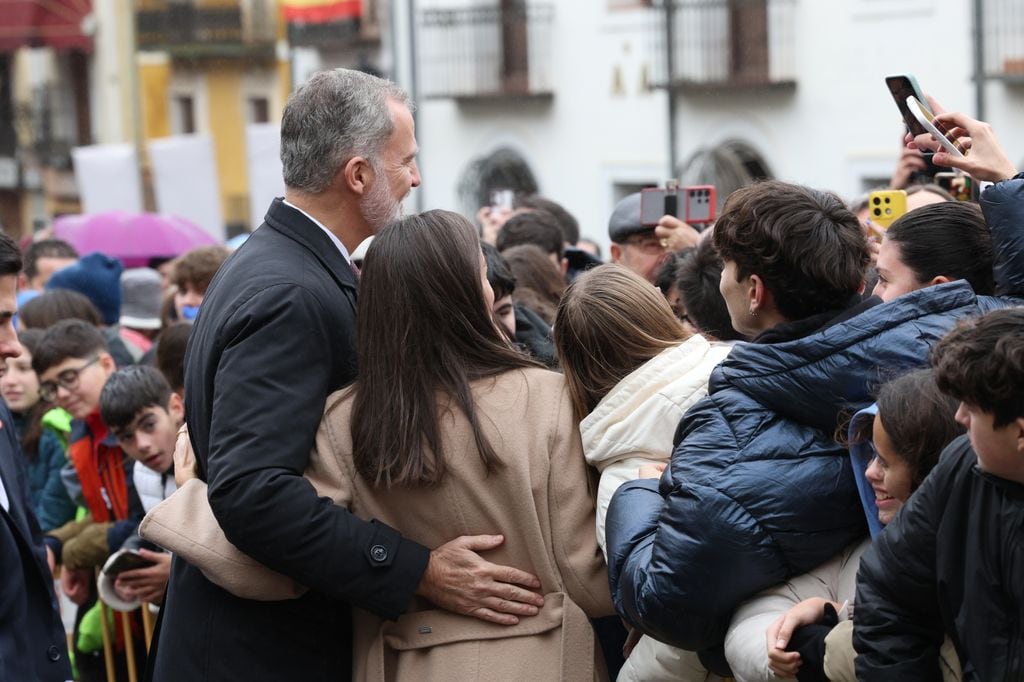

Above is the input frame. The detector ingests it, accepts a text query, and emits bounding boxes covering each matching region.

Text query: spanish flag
[282,0,360,23]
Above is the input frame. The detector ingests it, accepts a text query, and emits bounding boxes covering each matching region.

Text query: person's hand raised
[908,111,1017,183]
[417,534,545,626]
[653,215,701,253]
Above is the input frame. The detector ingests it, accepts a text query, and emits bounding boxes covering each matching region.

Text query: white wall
[406,0,1020,253]
[413,0,669,251]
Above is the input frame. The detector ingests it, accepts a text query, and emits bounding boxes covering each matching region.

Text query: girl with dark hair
[0,329,75,530]
[732,369,963,682]
[873,200,994,302]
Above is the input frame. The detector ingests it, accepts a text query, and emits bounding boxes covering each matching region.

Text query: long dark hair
[14,329,50,460]
[349,209,539,487]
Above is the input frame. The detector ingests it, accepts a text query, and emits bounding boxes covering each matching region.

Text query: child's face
[956,402,1024,485]
[38,353,116,420]
[866,414,914,525]
[112,394,184,474]
[174,282,205,321]
[0,351,40,413]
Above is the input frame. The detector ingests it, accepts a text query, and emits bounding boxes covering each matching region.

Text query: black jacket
[149,199,430,681]
[854,437,1024,681]
[0,401,71,681]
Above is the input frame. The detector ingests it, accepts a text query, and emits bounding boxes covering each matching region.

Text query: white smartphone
[906,96,965,158]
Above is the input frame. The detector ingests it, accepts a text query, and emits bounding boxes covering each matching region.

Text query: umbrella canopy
[53,211,219,267]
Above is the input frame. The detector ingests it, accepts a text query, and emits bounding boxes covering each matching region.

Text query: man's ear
[16,272,29,290]
[1015,417,1024,454]
[929,275,952,286]
[749,270,765,313]
[560,257,569,276]
[168,392,185,425]
[609,243,622,263]
[342,156,373,196]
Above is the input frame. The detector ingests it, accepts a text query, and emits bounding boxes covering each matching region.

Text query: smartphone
[104,550,157,576]
[905,96,966,157]
[885,74,930,137]
[640,187,684,226]
[684,185,716,224]
[490,189,515,212]
[867,189,907,230]
[934,171,974,202]
[640,185,716,226]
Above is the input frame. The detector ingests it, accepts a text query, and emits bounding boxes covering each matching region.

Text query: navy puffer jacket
[605,176,1024,652]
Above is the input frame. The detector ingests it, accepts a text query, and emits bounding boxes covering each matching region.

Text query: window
[172,95,196,134]
[248,96,270,124]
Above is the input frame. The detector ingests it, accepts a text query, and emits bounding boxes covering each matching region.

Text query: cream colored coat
[579,336,732,682]
[144,367,613,681]
[314,367,613,681]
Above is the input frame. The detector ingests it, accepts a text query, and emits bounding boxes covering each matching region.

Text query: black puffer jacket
[854,437,1024,681]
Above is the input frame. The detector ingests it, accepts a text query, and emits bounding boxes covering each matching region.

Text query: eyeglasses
[39,356,100,403]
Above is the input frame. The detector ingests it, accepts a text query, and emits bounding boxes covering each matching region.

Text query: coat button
[370,544,388,562]
[47,644,61,661]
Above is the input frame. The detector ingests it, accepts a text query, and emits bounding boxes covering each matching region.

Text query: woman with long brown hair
[331,209,613,679]
[157,209,613,679]
[553,263,733,682]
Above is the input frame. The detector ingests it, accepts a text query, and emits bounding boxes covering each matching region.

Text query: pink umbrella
[53,211,219,267]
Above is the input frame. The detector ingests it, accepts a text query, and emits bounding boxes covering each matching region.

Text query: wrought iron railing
[137,1,275,54]
[980,0,1024,80]
[646,0,796,90]
[417,2,554,99]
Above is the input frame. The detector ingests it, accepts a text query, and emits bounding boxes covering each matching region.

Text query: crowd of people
[3,68,1022,682]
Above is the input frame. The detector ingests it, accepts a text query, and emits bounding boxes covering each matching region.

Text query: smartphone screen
[885,75,929,137]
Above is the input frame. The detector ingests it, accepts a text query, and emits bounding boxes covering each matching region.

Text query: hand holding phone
[906,97,965,158]
[910,111,1018,183]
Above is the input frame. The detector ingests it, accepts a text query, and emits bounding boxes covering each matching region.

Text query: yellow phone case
[867,190,908,230]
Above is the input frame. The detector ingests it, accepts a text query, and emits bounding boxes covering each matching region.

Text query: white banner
[245,124,285,231]
[148,134,224,241]
[72,144,143,214]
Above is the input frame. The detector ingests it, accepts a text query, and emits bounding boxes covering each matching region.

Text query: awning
[0,0,93,52]
[282,0,360,24]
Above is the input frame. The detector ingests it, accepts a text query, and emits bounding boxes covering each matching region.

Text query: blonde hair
[554,264,690,421]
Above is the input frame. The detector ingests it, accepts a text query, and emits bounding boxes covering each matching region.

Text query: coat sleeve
[980,173,1024,297]
[606,394,794,651]
[547,384,614,617]
[33,430,77,532]
[851,443,967,680]
[203,285,429,620]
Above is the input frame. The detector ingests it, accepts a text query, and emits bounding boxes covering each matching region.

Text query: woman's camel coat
[144,367,614,681]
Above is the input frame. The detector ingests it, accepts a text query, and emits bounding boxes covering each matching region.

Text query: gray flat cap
[608,192,652,243]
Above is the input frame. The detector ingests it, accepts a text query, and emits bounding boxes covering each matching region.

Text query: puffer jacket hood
[582,336,733,469]
[849,404,883,538]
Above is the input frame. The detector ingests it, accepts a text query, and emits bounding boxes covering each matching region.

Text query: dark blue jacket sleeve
[33,430,76,532]
[980,173,1024,297]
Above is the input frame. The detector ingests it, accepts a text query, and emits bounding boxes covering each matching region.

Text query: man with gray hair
[148,69,544,681]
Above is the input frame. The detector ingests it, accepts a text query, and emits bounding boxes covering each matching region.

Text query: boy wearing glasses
[35,320,143,620]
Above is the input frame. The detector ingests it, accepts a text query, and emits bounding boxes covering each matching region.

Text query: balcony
[417,2,554,101]
[646,0,796,93]
[980,0,1024,82]
[136,1,276,60]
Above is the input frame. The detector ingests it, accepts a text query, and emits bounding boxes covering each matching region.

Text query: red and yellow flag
[282,0,361,23]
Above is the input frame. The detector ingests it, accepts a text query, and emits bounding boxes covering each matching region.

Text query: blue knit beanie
[46,252,124,325]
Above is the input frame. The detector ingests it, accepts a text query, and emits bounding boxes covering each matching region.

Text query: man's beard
[360,161,405,232]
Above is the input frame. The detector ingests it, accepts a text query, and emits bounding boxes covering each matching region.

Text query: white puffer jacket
[580,335,732,682]
[133,461,177,513]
